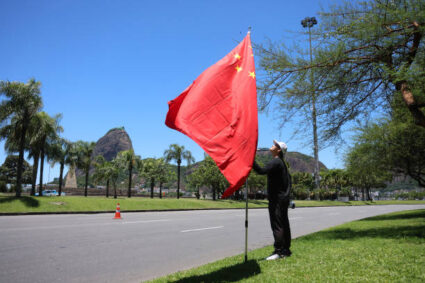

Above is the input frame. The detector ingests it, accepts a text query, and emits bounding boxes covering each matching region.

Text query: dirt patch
[49,202,66,206]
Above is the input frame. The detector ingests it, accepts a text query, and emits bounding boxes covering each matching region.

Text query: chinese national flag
[165,33,258,198]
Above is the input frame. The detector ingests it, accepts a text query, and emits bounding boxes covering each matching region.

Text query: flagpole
[244,26,252,264]
[244,178,248,263]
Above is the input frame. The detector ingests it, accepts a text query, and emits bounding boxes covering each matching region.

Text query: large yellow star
[234,53,241,60]
[236,65,242,72]
[249,71,256,78]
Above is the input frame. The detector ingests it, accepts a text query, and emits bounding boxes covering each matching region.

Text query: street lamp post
[301,17,320,191]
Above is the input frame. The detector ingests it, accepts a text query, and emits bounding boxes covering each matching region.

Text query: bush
[339,187,352,197]
[292,187,309,200]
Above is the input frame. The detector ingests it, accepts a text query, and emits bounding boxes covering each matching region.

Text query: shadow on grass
[0,196,40,207]
[169,260,261,283]
[360,210,425,221]
[305,211,425,241]
[312,225,425,241]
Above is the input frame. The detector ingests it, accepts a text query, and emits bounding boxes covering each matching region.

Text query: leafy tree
[246,164,267,195]
[75,141,96,197]
[164,144,195,199]
[347,117,425,189]
[257,0,425,144]
[0,79,43,196]
[156,158,168,199]
[116,149,141,198]
[197,155,228,200]
[345,137,392,200]
[187,165,204,199]
[0,155,32,185]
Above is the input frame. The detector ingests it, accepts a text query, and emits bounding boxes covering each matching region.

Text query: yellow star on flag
[234,53,241,60]
[249,71,256,79]
[236,65,242,72]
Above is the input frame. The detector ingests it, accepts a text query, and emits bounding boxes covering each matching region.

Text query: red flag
[165,33,258,199]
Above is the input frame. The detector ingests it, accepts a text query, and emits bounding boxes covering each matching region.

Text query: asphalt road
[1,204,424,283]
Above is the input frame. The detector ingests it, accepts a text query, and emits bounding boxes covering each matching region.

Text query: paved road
[0,204,424,282]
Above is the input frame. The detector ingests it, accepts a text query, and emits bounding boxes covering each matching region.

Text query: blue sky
[0,0,345,183]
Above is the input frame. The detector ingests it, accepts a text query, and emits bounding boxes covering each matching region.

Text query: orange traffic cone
[113,203,122,219]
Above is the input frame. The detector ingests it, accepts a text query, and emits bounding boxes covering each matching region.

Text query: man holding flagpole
[253,140,292,260]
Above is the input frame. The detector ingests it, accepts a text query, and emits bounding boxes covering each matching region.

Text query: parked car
[35,190,66,196]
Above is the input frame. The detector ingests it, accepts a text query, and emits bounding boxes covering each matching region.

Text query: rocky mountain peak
[92,127,133,161]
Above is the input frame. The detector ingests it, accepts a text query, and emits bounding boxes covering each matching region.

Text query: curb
[1,203,422,216]
[0,206,269,216]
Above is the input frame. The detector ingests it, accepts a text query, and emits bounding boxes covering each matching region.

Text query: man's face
[269,144,281,156]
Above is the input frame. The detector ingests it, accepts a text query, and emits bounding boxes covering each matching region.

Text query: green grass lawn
[0,194,424,214]
[148,209,425,283]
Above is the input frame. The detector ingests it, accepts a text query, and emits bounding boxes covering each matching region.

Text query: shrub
[292,187,309,200]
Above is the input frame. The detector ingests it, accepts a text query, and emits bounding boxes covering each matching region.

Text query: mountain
[185,148,327,177]
[256,148,327,173]
[92,127,133,162]
[75,127,133,177]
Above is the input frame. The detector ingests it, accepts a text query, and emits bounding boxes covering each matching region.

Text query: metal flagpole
[244,179,248,262]
[244,26,252,264]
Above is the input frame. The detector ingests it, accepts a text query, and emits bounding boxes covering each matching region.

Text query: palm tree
[2,116,36,194]
[0,79,43,197]
[75,141,96,197]
[140,158,162,198]
[156,158,167,199]
[117,149,141,198]
[164,144,194,199]
[93,155,112,198]
[109,158,121,199]
[49,139,74,196]
[31,112,63,196]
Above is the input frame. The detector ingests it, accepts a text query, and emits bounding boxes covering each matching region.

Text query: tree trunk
[31,153,39,196]
[150,178,154,199]
[366,187,372,201]
[58,161,64,196]
[84,166,89,197]
[113,181,117,199]
[38,145,45,197]
[128,163,132,198]
[177,160,181,199]
[159,182,162,199]
[362,187,365,201]
[399,82,425,127]
[106,179,110,198]
[16,118,29,197]
[212,186,216,201]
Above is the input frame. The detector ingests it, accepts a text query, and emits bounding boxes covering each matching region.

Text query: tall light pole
[301,16,320,191]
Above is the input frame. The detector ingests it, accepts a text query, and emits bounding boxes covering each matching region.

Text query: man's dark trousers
[268,198,291,255]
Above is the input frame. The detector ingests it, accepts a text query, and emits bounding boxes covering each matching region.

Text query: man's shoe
[266,253,281,261]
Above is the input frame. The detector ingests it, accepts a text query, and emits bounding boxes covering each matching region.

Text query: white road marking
[122,219,170,224]
[181,226,224,233]
[1,219,171,232]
